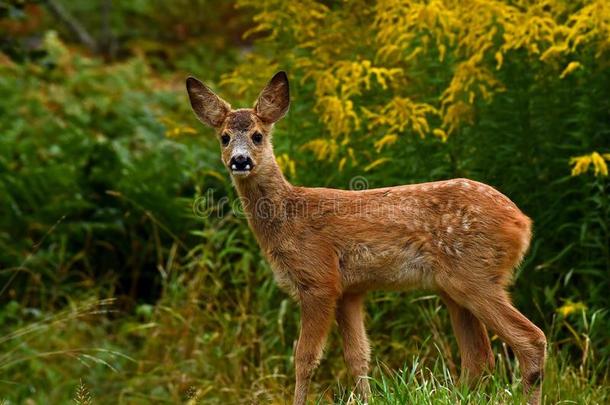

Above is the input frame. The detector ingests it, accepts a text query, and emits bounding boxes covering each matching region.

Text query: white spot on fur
[443,245,454,256]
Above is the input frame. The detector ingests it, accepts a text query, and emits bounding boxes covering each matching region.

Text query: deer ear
[254,71,290,124]
[186,77,231,128]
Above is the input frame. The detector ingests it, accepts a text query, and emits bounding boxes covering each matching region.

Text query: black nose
[230,154,254,171]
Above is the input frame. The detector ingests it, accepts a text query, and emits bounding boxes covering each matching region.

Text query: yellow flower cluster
[231,0,610,173]
[305,60,404,139]
[301,138,339,162]
[160,117,197,138]
[557,300,587,317]
[363,97,440,140]
[238,0,328,44]
[220,54,280,101]
[275,153,297,178]
[440,60,503,135]
[570,152,610,177]
[375,0,457,64]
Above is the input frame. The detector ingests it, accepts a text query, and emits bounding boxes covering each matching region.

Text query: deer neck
[232,157,292,244]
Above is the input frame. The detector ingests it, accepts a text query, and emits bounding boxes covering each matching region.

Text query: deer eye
[252,131,263,145]
[220,133,230,146]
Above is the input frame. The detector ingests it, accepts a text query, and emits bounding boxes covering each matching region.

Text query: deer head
[186,71,290,179]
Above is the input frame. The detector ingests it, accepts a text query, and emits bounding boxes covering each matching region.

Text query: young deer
[186,72,546,405]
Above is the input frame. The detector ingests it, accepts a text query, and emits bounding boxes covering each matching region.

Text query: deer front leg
[336,293,371,402]
[293,292,337,405]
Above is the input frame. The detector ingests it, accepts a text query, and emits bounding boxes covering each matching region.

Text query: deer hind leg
[440,292,494,384]
[293,293,337,405]
[336,293,371,401]
[441,277,546,405]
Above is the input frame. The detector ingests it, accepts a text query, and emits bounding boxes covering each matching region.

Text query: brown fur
[225,109,255,132]
[186,72,547,405]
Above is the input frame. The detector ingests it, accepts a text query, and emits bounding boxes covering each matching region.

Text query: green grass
[325,355,609,405]
[0,289,607,404]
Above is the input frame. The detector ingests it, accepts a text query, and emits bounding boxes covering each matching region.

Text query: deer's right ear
[254,71,290,124]
[186,77,231,128]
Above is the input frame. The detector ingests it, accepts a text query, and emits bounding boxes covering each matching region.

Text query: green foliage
[0,31,219,305]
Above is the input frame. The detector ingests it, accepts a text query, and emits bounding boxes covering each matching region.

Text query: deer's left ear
[254,71,290,124]
[186,76,231,128]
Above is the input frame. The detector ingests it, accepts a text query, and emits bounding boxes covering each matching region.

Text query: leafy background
[0,0,608,403]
